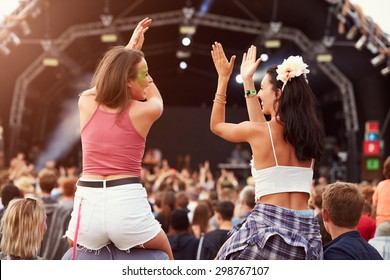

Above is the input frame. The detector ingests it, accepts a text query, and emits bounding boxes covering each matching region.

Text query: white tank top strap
[266,121,278,166]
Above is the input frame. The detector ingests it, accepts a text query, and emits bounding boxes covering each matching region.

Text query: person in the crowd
[309,183,332,247]
[41,177,78,259]
[0,183,23,221]
[322,182,383,260]
[168,209,199,260]
[357,201,376,241]
[197,200,234,260]
[65,17,173,260]
[0,197,47,260]
[237,185,255,221]
[368,220,390,260]
[191,200,213,238]
[372,156,390,236]
[14,175,35,197]
[210,43,324,259]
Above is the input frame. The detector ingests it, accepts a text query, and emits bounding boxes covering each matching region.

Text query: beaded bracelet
[213,98,227,104]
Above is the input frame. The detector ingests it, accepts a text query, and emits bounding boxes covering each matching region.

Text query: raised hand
[211,42,236,78]
[126,17,152,50]
[240,45,261,80]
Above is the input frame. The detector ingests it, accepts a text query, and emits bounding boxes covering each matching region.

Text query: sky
[0,0,389,35]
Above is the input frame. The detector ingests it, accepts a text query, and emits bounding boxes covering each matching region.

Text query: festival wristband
[245,89,257,98]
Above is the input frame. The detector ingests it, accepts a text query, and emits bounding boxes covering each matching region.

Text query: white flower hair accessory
[276,55,310,91]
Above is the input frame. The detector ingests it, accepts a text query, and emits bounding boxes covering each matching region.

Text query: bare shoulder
[244,120,268,133]
[78,88,97,110]
[79,88,97,98]
[131,99,163,120]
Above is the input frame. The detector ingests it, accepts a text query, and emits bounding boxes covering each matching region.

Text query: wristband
[245,89,257,98]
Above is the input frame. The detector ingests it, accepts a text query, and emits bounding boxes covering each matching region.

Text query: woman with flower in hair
[0,198,47,260]
[210,42,324,259]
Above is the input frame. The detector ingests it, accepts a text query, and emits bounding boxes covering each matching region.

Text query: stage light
[316,53,333,63]
[31,7,41,18]
[269,22,282,33]
[40,38,52,52]
[176,50,191,59]
[235,74,243,84]
[355,35,367,51]
[181,37,191,46]
[260,53,269,62]
[346,26,358,40]
[381,58,390,76]
[100,34,118,43]
[322,36,335,48]
[366,41,379,54]
[182,7,195,20]
[20,20,31,35]
[0,44,10,56]
[42,57,59,67]
[370,54,386,67]
[179,61,188,70]
[179,25,196,35]
[381,66,390,76]
[264,39,281,49]
[10,33,21,45]
[100,14,113,27]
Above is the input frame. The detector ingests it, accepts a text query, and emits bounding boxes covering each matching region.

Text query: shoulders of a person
[130,99,161,114]
[79,88,96,97]
[129,100,162,124]
[323,247,351,260]
[169,232,197,241]
[203,230,229,249]
[79,89,96,103]
[376,179,390,189]
[181,233,199,248]
[245,120,269,132]
[169,233,199,249]
[78,90,98,113]
[324,231,359,249]
[323,246,349,260]
[325,231,383,260]
[369,236,390,244]
[43,198,59,211]
[323,233,359,260]
[204,229,229,240]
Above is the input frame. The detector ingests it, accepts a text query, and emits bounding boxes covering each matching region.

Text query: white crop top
[252,122,313,200]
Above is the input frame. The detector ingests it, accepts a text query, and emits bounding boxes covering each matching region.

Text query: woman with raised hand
[210,42,324,259]
[65,18,173,260]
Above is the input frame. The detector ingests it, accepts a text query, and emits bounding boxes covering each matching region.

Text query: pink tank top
[81,104,145,176]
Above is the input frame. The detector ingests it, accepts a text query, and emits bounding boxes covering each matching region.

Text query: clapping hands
[240,45,261,80]
[211,42,236,78]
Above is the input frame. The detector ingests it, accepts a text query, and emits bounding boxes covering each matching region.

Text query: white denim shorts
[65,178,161,251]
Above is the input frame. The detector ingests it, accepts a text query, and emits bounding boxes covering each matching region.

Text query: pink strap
[72,200,82,260]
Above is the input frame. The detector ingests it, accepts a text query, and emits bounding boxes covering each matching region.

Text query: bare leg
[141,230,174,260]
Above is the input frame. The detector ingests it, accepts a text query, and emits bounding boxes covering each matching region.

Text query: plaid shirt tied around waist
[216,203,323,260]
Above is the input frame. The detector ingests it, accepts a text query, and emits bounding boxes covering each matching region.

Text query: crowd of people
[0,150,388,260]
[0,17,389,261]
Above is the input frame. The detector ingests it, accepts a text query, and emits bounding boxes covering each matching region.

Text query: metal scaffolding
[8,11,359,179]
